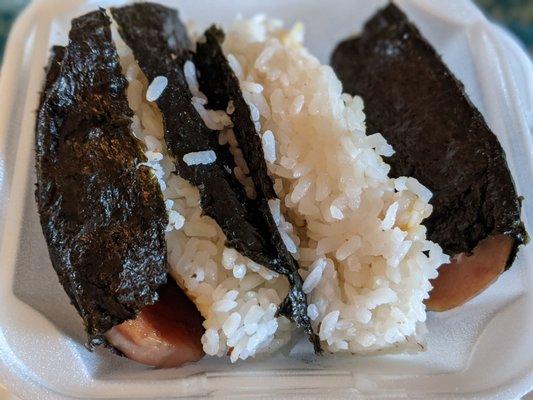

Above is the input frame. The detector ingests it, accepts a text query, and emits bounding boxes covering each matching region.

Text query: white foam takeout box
[0,0,531,398]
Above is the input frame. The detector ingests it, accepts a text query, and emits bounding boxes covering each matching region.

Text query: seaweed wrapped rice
[331,4,527,311]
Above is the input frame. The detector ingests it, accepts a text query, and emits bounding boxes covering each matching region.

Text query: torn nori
[111,4,320,352]
[330,4,527,260]
[110,3,270,270]
[194,26,320,351]
[35,10,168,347]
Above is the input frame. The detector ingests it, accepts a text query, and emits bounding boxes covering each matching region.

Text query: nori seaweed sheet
[194,26,320,351]
[331,4,527,260]
[35,10,168,347]
[111,3,271,272]
[111,4,320,352]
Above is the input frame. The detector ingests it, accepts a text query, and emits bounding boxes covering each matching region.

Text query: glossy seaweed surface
[35,10,168,347]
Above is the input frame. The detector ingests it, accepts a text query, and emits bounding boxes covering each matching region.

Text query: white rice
[146,76,168,102]
[221,15,448,353]
[183,150,217,166]
[261,130,276,163]
[113,13,448,360]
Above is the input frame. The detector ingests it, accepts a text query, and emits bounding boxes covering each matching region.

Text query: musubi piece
[35,10,205,364]
[331,4,527,310]
[35,10,168,346]
[111,3,320,351]
[194,25,318,349]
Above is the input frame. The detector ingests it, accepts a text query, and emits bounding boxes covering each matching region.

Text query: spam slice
[106,281,204,367]
[331,4,527,310]
[426,235,513,311]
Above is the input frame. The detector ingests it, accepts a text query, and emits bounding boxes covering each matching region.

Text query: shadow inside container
[12,172,86,346]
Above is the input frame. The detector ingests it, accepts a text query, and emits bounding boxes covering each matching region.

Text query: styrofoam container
[0,0,531,398]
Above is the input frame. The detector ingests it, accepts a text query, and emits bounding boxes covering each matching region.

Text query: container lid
[0,0,531,398]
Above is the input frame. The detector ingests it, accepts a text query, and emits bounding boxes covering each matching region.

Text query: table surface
[0,0,531,399]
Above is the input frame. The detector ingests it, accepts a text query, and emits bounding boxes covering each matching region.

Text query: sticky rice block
[222,15,448,353]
